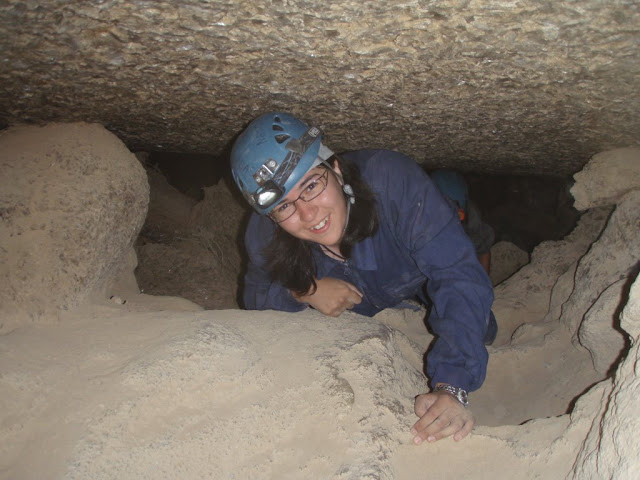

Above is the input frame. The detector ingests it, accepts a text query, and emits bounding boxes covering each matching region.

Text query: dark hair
[263,155,378,296]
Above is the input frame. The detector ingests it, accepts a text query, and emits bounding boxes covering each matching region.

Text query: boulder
[571,147,640,210]
[489,240,529,286]
[0,123,149,332]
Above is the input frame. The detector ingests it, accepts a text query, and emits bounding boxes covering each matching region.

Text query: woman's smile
[310,215,330,232]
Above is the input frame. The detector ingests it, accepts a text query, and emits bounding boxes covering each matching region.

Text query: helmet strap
[343,193,352,235]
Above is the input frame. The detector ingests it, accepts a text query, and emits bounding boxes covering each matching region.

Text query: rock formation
[0,123,148,332]
[1,1,638,175]
[0,125,638,479]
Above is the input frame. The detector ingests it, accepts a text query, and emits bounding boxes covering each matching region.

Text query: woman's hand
[293,277,363,317]
[411,390,475,444]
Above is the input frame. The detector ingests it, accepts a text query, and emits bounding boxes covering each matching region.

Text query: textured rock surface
[571,147,640,210]
[1,1,639,175]
[578,279,628,375]
[0,123,149,332]
[491,206,611,341]
[62,313,426,480]
[570,275,640,479]
[135,171,246,309]
[488,240,529,286]
[560,190,640,335]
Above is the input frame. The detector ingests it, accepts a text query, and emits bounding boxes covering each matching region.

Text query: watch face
[457,389,469,406]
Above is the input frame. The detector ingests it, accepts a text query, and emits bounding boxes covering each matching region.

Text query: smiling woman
[230,111,499,445]
[274,165,349,253]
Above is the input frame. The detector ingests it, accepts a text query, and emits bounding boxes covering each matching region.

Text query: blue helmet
[430,169,469,212]
[230,112,326,215]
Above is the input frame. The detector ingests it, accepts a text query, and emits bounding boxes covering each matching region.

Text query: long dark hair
[263,154,378,296]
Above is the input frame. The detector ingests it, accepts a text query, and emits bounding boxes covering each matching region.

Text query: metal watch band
[435,384,469,407]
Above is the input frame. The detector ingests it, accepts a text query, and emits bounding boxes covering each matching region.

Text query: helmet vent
[274,134,290,144]
[272,124,284,131]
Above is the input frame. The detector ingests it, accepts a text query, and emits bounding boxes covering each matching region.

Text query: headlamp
[253,180,284,209]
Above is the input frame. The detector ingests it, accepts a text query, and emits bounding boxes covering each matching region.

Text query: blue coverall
[243,149,494,392]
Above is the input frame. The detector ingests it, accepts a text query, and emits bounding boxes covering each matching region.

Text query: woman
[231,112,496,445]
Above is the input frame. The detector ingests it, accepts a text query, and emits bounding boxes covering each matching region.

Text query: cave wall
[0,123,149,332]
[1,0,638,175]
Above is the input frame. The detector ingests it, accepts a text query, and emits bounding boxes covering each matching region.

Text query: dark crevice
[146,151,228,201]
[467,173,579,252]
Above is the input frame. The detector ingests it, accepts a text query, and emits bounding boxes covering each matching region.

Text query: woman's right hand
[293,277,363,317]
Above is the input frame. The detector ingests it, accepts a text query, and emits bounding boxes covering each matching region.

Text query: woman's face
[276,163,347,251]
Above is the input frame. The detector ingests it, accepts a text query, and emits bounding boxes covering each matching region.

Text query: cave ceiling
[1,0,638,175]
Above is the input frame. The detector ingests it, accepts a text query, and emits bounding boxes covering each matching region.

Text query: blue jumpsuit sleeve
[375,153,493,392]
[242,213,308,312]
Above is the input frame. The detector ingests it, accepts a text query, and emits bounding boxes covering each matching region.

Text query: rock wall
[1,1,638,175]
[568,148,640,373]
[571,147,640,210]
[488,241,529,286]
[134,171,246,310]
[0,123,149,332]
[570,275,640,479]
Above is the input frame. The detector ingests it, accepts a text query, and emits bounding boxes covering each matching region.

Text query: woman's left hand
[411,390,475,444]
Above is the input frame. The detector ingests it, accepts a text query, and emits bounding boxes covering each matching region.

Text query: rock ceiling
[1,0,638,175]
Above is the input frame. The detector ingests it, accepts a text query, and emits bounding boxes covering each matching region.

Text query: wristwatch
[435,384,469,407]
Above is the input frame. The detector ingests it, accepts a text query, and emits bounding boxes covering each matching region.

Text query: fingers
[345,282,364,301]
[314,294,357,317]
[346,293,362,306]
[411,395,448,439]
[304,277,364,316]
[411,392,475,444]
[415,415,474,444]
[453,417,474,441]
[330,288,360,315]
[341,290,361,308]
[414,393,437,417]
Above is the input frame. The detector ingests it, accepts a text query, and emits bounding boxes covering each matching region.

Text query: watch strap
[434,384,469,407]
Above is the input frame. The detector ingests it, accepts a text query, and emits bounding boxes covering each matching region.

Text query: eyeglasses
[269,169,330,223]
